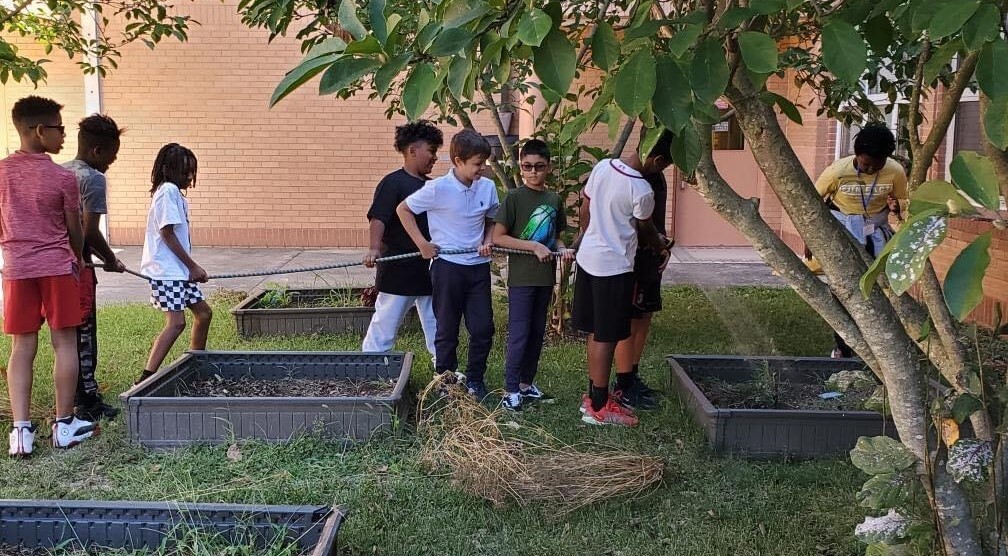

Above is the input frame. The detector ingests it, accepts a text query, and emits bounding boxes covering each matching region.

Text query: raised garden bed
[120,350,411,449]
[231,287,417,338]
[668,354,897,459]
[0,500,343,555]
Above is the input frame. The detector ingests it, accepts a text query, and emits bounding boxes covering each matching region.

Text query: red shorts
[2,273,83,334]
[79,266,97,318]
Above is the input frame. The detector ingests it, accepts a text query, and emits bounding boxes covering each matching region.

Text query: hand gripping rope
[89,246,575,282]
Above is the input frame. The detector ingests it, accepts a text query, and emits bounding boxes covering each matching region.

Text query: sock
[56,415,73,424]
[12,420,31,428]
[590,385,609,412]
[615,371,634,391]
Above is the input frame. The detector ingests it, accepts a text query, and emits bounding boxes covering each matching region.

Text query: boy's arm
[159,225,207,282]
[363,219,385,267]
[478,217,495,257]
[64,209,85,267]
[396,201,438,259]
[492,222,552,261]
[83,212,125,272]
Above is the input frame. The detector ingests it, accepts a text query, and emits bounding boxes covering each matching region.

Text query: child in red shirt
[0,96,99,457]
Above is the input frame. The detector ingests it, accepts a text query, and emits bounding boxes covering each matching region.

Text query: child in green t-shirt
[492,139,575,411]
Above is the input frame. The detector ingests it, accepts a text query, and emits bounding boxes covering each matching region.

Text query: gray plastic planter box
[231,287,417,337]
[120,350,411,449]
[668,355,896,459]
[0,500,343,555]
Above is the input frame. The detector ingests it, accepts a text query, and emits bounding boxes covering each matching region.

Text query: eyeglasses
[520,163,549,173]
[38,124,65,134]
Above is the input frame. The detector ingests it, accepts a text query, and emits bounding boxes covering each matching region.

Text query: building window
[837,103,909,159]
[952,100,982,157]
[712,112,744,150]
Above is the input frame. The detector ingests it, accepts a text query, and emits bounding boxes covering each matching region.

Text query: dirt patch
[176,376,397,398]
[0,546,45,556]
[698,377,876,411]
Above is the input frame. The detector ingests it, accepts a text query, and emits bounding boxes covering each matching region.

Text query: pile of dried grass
[416,375,664,512]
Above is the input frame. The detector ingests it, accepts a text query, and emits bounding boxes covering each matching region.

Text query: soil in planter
[697,373,876,411]
[255,286,367,310]
[0,546,44,556]
[176,376,397,398]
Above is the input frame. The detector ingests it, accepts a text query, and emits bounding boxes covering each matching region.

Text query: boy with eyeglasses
[492,139,574,411]
[1,96,98,457]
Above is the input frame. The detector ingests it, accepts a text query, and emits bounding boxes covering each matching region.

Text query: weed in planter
[698,361,878,411]
[314,287,360,309]
[176,375,397,398]
[257,283,293,309]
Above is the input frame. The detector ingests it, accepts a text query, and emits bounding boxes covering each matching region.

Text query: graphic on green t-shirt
[520,204,557,248]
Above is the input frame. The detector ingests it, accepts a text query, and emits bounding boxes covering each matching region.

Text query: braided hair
[150,143,198,195]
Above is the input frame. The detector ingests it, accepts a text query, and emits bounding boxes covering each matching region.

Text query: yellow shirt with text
[814,155,908,215]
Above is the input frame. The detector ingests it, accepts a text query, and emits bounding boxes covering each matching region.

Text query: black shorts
[632,248,663,318]
[572,265,634,342]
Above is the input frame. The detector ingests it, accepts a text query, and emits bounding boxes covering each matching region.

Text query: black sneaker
[519,384,556,404]
[613,380,659,411]
[631,375,661,398]
[75,393,120,421]
[466,381,489,403]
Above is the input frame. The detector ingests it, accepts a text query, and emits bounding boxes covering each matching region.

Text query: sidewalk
[94,245,783,304]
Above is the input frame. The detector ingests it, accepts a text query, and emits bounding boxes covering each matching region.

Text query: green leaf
[373,51,412,96]
[923,40,959,85]
[516,8,552,47]
[944,233,992,321]
[344,35,382,54]
[442,0,491,28]
[864,16,894,55]
[850,436,916,475]
[402,63,439,120]
[951,392,986,424]
[717,6,756,29]
[318,56,380,94]
[428,27,472,56]
[692,102,721,125]
[885,209,949,295]
[638,125,664,160]
[984,95,1008,150]
[860,240,896,298]
[653,54,692,132]
[671,124,700,175]
[947,438,993,483]
[977,40,1008,100]
[304,37,348,59]
[909,179,977,216]
[821,19,867,85]
[590,21,619,70]
[928,1,981,40]
[760,91,801,124]
[856,513,911,545]
[446,55,471,100]
[270,53,340,107]
[615,49,657,117]
[950,151,1002,210]
[338,0,367,41]
[857,472,915,510]
[494,51,511,83]
[748,0,786,15]
[737,31,778,74]
[369,0,387,44]
[533,27,576,94]
[963,3,1000,51]
[667,24,702,58]
[690,38,729,103]
[416,21,442,52]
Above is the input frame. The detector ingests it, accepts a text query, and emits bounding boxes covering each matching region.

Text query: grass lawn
[0,286,867,556]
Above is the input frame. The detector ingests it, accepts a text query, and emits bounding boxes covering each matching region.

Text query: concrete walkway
[95,245,784,304]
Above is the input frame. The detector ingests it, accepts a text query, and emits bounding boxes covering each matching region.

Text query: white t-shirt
[405,169,500,266]
[141,182,192,280]
[575,159,655,276]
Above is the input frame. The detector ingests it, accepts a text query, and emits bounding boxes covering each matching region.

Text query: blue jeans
[504,285,552,393]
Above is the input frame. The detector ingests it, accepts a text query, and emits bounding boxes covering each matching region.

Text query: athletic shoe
[519,384,555,404]
[51,417,99,449]
[830,349,844,359]
[582,398,639,427]
[75,393,120,421]
[466,381,489,402]
[8,424,35,458]
[501,392,524,412]
[613,381,659,411]
[579,394,590,414]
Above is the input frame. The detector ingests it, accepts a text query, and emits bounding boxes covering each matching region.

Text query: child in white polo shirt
[396,130,500,401]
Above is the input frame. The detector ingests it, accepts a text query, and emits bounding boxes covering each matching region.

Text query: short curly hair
[11,96,62,131]
[853,122,896,159]
[78,113,123,150]
[394,120,443,153]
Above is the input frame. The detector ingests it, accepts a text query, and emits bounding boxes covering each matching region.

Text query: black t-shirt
[644,171,668,237]
[367,169,433,296]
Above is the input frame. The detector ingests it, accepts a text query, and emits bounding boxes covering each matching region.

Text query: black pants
[504,285,552,393]
[430,259,494,384]
[76,267,99,401]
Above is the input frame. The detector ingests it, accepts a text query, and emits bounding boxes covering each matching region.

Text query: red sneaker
[579,394,590,414]
[581,397,639,427]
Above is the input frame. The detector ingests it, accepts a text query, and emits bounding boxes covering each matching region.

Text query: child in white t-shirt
[136,143,212,384]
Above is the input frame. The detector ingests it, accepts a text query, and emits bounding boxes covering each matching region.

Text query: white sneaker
[830,349,844,359]
[52,417,99,449]
[501,392,523,411]
[8,424,35,457]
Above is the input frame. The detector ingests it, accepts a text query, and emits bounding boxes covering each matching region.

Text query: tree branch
[907,40,930,158]
[544,0,615,123]
[610,118,636,157]
[449,94,512,188]
[481,88,519,188]
[0,0,35,29]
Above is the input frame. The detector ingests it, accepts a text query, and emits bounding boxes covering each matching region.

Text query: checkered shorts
[149,279,204,312]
